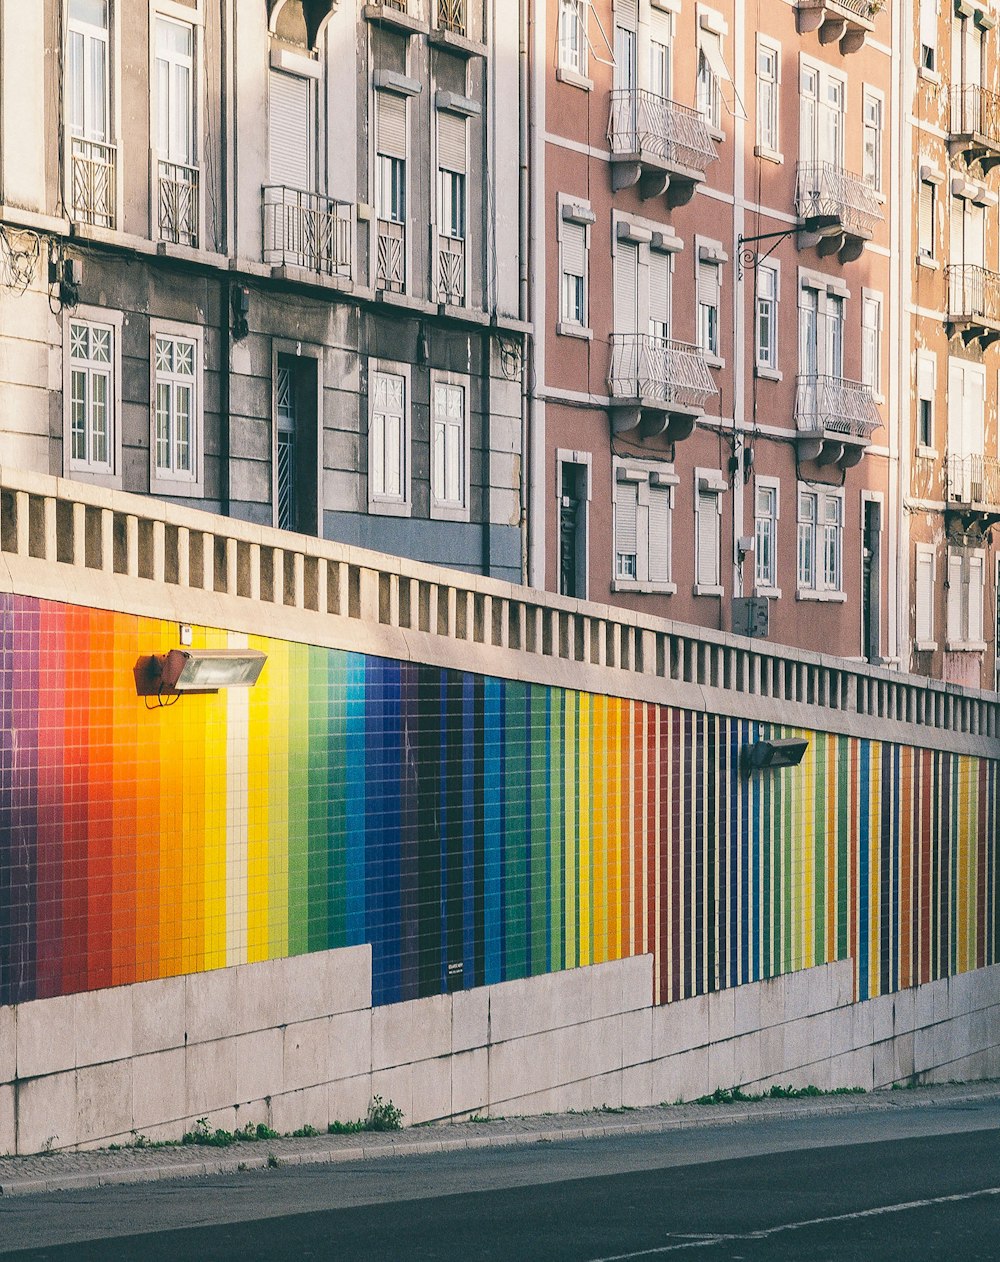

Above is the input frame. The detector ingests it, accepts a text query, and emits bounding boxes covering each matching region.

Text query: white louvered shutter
[948,359,965,461]
[616,0,638,27]
[562,221,586,278]
[968,201,986,268]
[918,182,933,254]
[915,551,934,643]
[917,352,935,405]
[616,481,639,567]
[615,240,639,333]
[964,364,985,457]
[269,71,311,189]
[377,92,407,159]
[947,552,963,643]
[438,110,467,172]
[697,490,720,587]
[919,0,937,52]
[698,259,720,308]
[649,250,670,337]
[648,485,672,583]
[968,555,984,641]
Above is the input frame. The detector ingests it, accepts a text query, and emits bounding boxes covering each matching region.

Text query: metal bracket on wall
[736,228,801,281]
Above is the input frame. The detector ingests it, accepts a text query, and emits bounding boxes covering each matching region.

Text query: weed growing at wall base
[181,1119,280,1148]
[691,1085,867,1106]
[328,1096,404,1135]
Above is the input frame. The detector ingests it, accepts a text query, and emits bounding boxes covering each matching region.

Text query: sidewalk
[1,1081,998,1197]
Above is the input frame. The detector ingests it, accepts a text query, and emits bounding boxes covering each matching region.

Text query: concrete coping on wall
[1,464,998,757]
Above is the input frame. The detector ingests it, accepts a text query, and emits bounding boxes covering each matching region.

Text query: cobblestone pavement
[1,1081,997,1197]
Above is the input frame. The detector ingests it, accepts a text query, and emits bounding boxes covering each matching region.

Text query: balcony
[262,187,353,280]
[796,0,877,54]
[70,138,116,230]
[794,373,880,468]
[794,161,883,262]
[608,90,718,207]
[946,454,1000,531]
[376,218,406,293]
[437,235,465,306]
[946,265,1000,347]
[608,334,718,442]
[158,161,199,250]
[949,85,1000,174]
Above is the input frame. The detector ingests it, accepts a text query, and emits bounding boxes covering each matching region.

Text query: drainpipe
[526,0,546,590]
[518,0,531,586]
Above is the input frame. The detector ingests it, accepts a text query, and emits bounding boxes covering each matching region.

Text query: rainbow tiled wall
[0,592,997,1009]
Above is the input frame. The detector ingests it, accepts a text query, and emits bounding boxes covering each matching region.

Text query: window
[755,264,777,369]
[269,70,313,191]
[614,464,676,591]
[946,358,985,500]
[67,0,110,143]
[916,351,935,448]
[798,278,847,380]
[697,48,720,130]
[697,23,730,132]
[862,91,882,192]
[918,179,935,258]
[276,362,298,531]
[695,480,723,592]
[154,17,194,165]
[914,544,936,648]
[431,376,468,518]
[861,293,882,395]
[650,9,672,100]
[800,63,844,169]
[152,329,200,487]
[797,487,843,594]
[559,200,593,332]
[947,550,985,647]
[919,0,937,72]
[697,256,721,357]
[437,110,467,305]
[754,481,779,592]
[369,367,409,511]
[558,0,587,77]
[68,318,114,474]
[649,248,670,341]
[756,42,779,154]
[376,93,407,224]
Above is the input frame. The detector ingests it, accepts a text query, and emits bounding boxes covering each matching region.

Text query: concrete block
[132,976,185,1056]
[829,1007,854,1057]
[284,1018,331,1093]
[329,1008,372,1082]
[733,984,761,1038]
[76,1060,133,1146]
[708,988,736,1044]
[487,972,558,1044]
[0,1084,14,1155]
[186,967,239,1046]
[622,1008,652,1069]
[17,994,75,1079]
[832,960,855,1009]
[784,1013,830,1072]
[16,1069,77,1154]
[235,1028,284,1105]
[913,978,935,1029]
[872,995,894,1044]
[730,1032,762,1086]
[784,966,829,1020]
[892,988,916,1035]
[409,1055,452,1124]
[651,993,709,1059]
[930,979,952,1024]
[756,975,787,1030]
[912,1025,936,1075]
[851,1002,874,1051]
[133,1049,186,1132]
[186,1038,238,1117]
[652,1047,709,1104]
[453,988,488,1054]
[622,1061,653,1109]
[328,1073,373,1127]
[270,1084,329,1135]
[370,1064,413,1125]
[827,1049,872,1091]
[562,1015,623,1081]
[452,1049,488,1117]
[707,1037,736,1093]
[373,994,451,1070]
[489,1027,560,1102]
[873,1040,897,1088]
[74,986,133,1068]
[894,1031,915,1081]
[589,1071,624,1110]
[0,1006,15,1084]
[233,1098,271,1132]
[235,959,287,1035]
[758,1022,785,1078]
[620,955,655,1013]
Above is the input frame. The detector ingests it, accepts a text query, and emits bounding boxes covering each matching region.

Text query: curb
[0,1085,998,1197]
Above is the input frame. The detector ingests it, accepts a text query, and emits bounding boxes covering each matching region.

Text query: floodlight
[741,737,810,777]
[134,649,267,698]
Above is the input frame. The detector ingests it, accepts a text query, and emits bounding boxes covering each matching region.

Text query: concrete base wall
[3,950,1000,1155]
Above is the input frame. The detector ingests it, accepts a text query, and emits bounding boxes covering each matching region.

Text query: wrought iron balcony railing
[376,218,406,293]
[437,0,465,34]
[947,453,1000,509]
[794,161,883,239]
[158,161,199,249]
[947,264,1000,328]
[262,187,353,279]
[70,138,117,230]
[608,90,718,177]
[794,373,880,441]
[383,0,407,9]
[438,235,465,305]
[609,334,718,412]
[950,84,1000,151]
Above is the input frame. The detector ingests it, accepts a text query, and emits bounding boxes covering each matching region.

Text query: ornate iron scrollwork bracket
[736,228,801,281]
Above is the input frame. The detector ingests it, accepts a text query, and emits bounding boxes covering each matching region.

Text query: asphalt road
[2,1098,999,1260]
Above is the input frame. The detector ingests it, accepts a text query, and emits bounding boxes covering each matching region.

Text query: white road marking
[587,1185,1000,1260]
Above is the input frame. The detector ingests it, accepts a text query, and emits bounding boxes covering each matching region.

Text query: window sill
[753,145,783,165]
[708,126,726,144]
[612,580,676,595]
[915,445,938,460]
[754,586,782,600]
[67,467,122,492]
[693,583,724,597]
[914,640,938,653]
[796,589,847,603]
[704,353,725,370]
[916,255,939,270]
[556,66,594,91]
[151,476,205,500]
[945,640,987,653]
[557,322,593,340]
[755,365,781,382]
[917,66,941,85]
[368,499,412,518]
[429,502,471,524]
[872,190,887,204]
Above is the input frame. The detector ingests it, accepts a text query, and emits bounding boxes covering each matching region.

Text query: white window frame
[919,0,939,76]
[558,196,595,338]
[755,260,779,376]
[612,460,678,595]
[946,547,987,650]
[557,0,590,87]
[63,305,123,489]
[430,370,471,522]
[67,0,112,144]
[152,10,197,165]
[368,359,411,516]
[696,9,730,136]
[797,268,850,380]
[798,55,846,171]
[694,467,726,596]
[755,37,780,159]
[917,167,940,261]
[796,484,846,600]
[861,289,883,400]
[149,318,204,496]
[754,477,780,597]
[862,87,883,194]
[916,350,937,455]
[914,542,937,651]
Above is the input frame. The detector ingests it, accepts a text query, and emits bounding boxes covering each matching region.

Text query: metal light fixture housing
[741,737,809,777]
[134,648,267,698]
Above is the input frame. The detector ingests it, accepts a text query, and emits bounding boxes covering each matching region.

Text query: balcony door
[269,70,313,192]
[800,65,844,169]
[615,239,640,390]
[275,353,319,536]
[862,500,881,664]
[67,0,110,144]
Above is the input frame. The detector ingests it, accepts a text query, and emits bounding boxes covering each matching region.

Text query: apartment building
[901,0,1000,691]
[529,0,896,663]
[0,0,527,580]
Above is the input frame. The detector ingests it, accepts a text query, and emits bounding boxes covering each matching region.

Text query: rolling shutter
[698,258,720,308]
[697,490,720,587]
[615,240,639,333]
[438,110,467,172]
[377,91,407,159]
[562,221,586,278]
[916,351,935,403]
[649,250,670,334]
[616,0,638,28]
[968,554,984,641]
[947,552,963,643]
[616,482,639,559]
[918,181,933,254]
[648,484,672,583]
[919,0,937,51]
[269,71,311,189]
[915,550,934,643]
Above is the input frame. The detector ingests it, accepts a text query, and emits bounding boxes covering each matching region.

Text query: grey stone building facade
[0,0,527,580]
